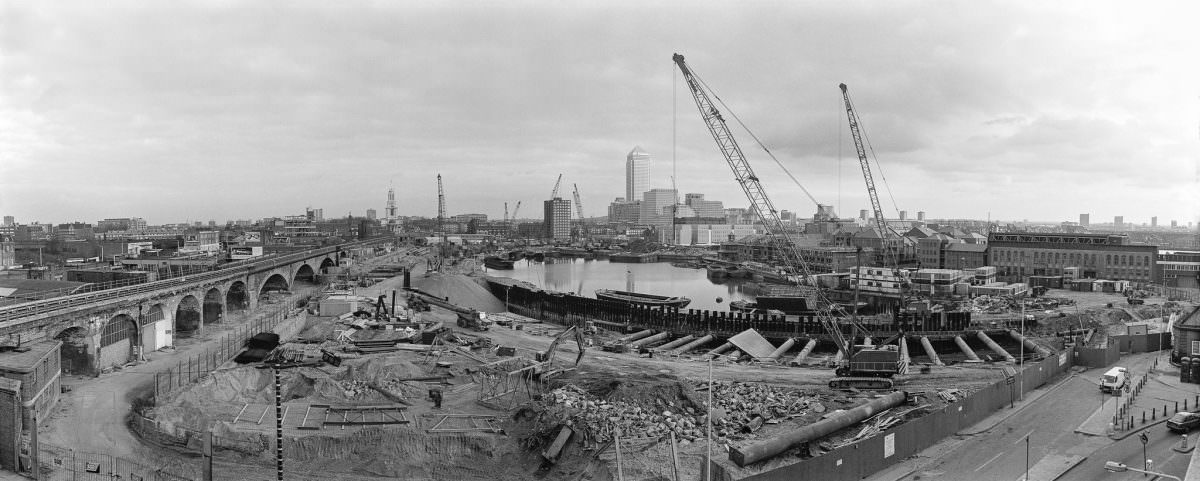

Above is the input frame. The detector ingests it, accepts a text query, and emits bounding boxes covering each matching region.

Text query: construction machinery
[535,325,587,375]
[839,83,912,311]
[673,53,901,389]
[550,173,563,199]
[436,174,448,270]
[572,183,586,239]
[402,287,493,331]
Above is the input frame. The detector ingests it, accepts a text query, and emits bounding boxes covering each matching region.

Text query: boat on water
[706,265,728,278]
[483,256,515,270]
[595,289,691,308]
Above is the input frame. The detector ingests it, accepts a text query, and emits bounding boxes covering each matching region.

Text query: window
[101,318,129,347]
[1192,340,1200,356]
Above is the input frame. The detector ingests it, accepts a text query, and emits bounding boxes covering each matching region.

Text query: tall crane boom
[671,54,814,290]
[674,54,896,387]
[437,174,446,235]
[572,184,584,221]
[550,174,563,199]
[503,202,509,223]
[840,83,894,267]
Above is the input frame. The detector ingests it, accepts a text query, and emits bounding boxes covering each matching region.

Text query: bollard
[1184,434,1190,450]
[1165,405,1169,417]
[1143,412,1147,424]
[1153,410,1157,420]
[1177,401,1180,413]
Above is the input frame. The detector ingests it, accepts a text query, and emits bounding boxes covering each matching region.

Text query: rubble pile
[539,382,820,447]
[967,295,1075,314]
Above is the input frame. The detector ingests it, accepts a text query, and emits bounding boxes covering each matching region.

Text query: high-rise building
[917,211,926,222]
[608,198,641,224]
[640,189,676,227]
[1114,216,1124,229]
[859,210,869,220]
[543,198,572,240]
[1079,213,1090,227]
[366,209,377,220]
[1172,220,1178,228]
[626,146,651,203]
[899,210,908,221]
[307,208,324,222]
[2,216,12,226]
[1151,216,1158,228]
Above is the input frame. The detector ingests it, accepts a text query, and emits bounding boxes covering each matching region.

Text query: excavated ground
[141,263,1194,480]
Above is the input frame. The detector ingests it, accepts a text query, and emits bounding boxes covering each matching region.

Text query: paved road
[899,373,1110,480]
[1059,426,1190,481]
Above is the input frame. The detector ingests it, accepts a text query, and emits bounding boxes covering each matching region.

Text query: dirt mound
[412,273,505,312]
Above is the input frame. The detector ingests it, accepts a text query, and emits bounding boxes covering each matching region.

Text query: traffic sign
[1140,432,1149,445]
[1006,377,1015,385]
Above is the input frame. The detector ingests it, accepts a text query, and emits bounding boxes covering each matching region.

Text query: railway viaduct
[0,241,377,375]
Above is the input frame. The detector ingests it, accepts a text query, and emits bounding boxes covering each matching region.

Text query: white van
[1100,367,1129,394]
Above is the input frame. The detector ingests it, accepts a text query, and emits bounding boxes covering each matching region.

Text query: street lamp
[1104,461,1181,481]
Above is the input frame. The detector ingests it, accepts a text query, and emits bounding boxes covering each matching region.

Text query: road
[896,373,1109,481]
[1059,426,1190,481]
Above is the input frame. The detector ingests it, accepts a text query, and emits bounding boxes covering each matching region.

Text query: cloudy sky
[2,0,1197,227]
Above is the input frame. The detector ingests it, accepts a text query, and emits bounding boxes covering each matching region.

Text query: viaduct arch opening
[225,281,249,316]
[259,274,290,304]
[203,288,223,325]
[175,295,201,338]
[54,326,91,375]
[294,264,316,286]
[99,313,139,367]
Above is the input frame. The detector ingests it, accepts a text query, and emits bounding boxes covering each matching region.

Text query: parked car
[1167,412,1200,433]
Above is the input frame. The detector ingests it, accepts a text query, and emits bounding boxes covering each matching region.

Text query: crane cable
[688,65,821,208]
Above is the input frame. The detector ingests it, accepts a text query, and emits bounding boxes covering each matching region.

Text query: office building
[2,216,12,227]
[684,193,724,218]
[1158,250,1200,289]
[859,210,869,221]
[1079,213,1089,227]
[366,209,377,220]
[1152,216,1158,228]
[626,146,651,202]
[608,198,641,224]
[988,232,1158,283]
[1114,216,1124,229]
[899,210,908,221]
[306,208,324,222]
[543,198,571,241]
[640,189,677,228]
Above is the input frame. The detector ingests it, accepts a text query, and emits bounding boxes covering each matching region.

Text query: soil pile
[412,272,505,312]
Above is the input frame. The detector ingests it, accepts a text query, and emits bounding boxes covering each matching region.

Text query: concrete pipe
[920,336,943,366]
[619,329,654,343]
[628,331,670,348]
[654,334,696,352]
[976,331,1015,362]
[766,338,797,361]
[671,334,714,355]
[898,336,910,363]
[730,391,908,466]
[790,339,818,366]
[1008,329,1051,357]
[953,335,981,361]
[704,342,734,359]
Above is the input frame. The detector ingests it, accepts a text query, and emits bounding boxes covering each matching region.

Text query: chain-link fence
[36,442,195,481]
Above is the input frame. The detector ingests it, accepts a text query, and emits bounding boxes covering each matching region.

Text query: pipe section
[789,339,818,366]
[765,338,796,361]
[920,336,943,366]
[619,329,654,343]
[654,335,696,352]
[1007,329,1051,357]
[953,335,981,362]
[730,391,908,466]
[704,342,733,359]
[975,331,1015,362]
[670,334,713,355]
[628,331,670,348]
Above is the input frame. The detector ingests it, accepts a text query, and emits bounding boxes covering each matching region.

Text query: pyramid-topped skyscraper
[626,146,651,202]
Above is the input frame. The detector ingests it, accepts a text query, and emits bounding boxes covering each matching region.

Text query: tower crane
[673,53,900,389]
[840,83,909,311]
[510,201,522,236]
[572,183,586,238]
[437,174,448,267]
[550,173,563,199]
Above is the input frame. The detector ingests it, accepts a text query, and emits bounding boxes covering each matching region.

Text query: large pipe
[1008,329,1051,357]
[976,331,1015,362]
[672,334,714,355]
[619,329,654,343]
[954,335,981,361]
[628,331,670,348]
[920,336,943,366]
[704,342,734,359]
[789,339,818,366]
[655,335,696,352]
[766,338,796,361]
[898,336,910,371]
[730,391,908,466]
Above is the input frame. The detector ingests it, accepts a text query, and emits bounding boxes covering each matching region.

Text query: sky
[2,0,1198,227]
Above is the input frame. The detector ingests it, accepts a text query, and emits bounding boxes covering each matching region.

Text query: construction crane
[550,173,563,199]
[673,53,900,389]
[510,200,522,236]
[437,174,448,269]
[572,183,586,238]
[503,202,509,224]
[840,83,910,312]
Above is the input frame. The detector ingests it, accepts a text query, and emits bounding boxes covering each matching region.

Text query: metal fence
[36,442,195,481]
[152,287,318,404]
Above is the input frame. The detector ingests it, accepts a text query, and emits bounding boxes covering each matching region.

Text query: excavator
[535,325,587,377]
[672,53,903,389]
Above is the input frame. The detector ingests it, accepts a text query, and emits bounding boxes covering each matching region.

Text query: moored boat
[595,289,691,308]
[483,256,515,270]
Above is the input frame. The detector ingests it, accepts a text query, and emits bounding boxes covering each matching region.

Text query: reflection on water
[497,258,755,311]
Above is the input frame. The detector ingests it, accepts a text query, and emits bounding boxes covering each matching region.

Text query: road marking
[975,452,1004,472]
[1014,429,1035,444]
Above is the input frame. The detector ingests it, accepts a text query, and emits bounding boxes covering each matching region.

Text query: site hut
[0,340,63,471]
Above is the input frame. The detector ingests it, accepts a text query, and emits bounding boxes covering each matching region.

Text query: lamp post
[1019,289,1025,400]
[1104,461,1181,481]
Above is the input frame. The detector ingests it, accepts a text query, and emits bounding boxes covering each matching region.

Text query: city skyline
[1,2,1197,225]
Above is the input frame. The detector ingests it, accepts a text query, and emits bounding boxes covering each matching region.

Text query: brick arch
[202,286,225,325]
[98,313,139,368]
[174,294,202,337]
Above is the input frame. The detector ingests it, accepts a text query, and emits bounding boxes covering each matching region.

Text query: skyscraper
[544,198,571,241]
[1079,213,1089,227]
[626,146,651,203]
[1151,216,1157,228]
[1114,216,1124,228]
[640,189,677,227]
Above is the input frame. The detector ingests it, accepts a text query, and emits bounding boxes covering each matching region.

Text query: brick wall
[0,378,21,472]
[97,339,130,371]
